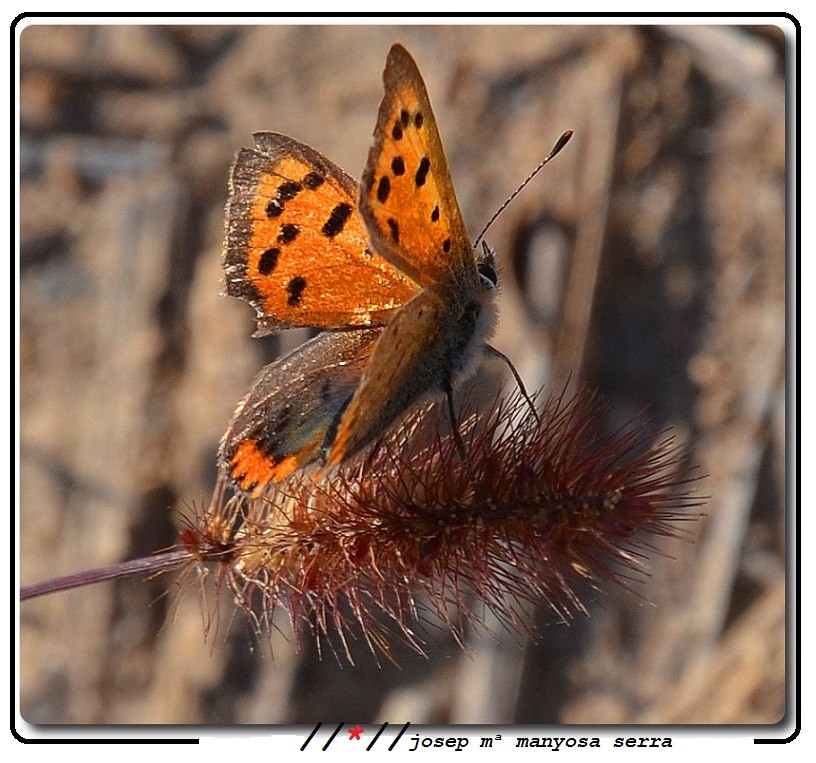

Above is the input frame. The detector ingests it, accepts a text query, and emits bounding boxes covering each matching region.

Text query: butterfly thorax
[441,283,494,378]
[436,247,499,382]
[326,256,496,465]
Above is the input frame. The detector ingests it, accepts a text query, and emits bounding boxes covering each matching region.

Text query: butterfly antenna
[473,130,573,251]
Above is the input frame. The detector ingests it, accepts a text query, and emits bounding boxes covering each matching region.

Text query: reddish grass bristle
[182,387,702,659]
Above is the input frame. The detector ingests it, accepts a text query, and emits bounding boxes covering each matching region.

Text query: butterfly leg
[483,344,540,424]
[361,434,388,475]
[443,379,468,460]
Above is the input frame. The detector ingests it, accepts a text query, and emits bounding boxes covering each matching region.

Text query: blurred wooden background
[19,24,787,725]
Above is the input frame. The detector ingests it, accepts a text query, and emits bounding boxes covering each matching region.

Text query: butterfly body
[220,44,502,496]
[329,275,497,463]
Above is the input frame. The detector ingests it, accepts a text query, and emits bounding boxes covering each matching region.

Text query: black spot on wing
[415,156,430,187]
[258,248,280,275]
[277,181,302,201]
[302,172,325,189]
[266,181,303,219]
[266,199,284,218]
[377,176,391,203]
[277,224,299,244]
[287,276,307,306]
[322,202,353,237]
[387,218,400,244]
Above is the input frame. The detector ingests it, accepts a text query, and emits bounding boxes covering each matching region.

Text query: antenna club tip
[551,130,574,157]
[473,129,575,249]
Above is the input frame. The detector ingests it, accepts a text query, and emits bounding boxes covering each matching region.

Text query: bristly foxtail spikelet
[183,387,701,660]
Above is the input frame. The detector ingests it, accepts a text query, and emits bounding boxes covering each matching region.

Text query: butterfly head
[457,239,499,381]
[476,240,498,292]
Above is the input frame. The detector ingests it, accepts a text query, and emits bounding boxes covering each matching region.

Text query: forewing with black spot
[224,132,419,334]
[359,44,479,293]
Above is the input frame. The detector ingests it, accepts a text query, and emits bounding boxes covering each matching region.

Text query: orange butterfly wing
[358,44,479,293]
[220,328,382,496]
[328,287,457,463]
[328,45,493,465]
[224,132,419,334]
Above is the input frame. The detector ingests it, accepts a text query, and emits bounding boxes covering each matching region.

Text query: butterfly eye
[477,261,498,290]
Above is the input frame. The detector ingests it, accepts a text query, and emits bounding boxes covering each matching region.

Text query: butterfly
[219,44,570,496]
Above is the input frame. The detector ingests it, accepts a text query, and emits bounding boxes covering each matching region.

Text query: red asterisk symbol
[348,724,364,741]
